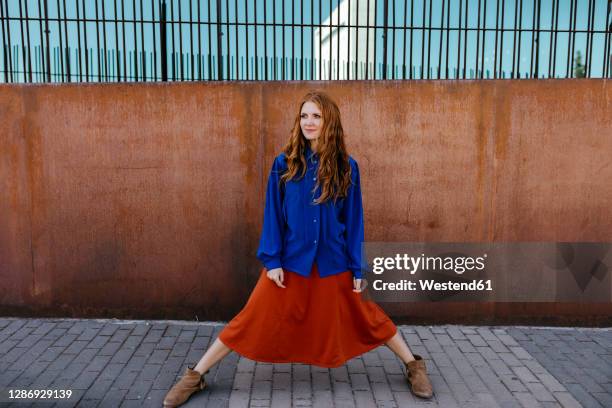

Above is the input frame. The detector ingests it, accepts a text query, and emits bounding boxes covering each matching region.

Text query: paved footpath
[0,318,610,408]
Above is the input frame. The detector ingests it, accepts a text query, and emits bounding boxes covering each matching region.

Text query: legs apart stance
[163,331,432,406]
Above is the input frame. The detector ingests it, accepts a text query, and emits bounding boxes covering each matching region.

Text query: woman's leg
[163,338,233,406]
[192,337,233,374]
[385,330,433,398]
[385,331,416,364]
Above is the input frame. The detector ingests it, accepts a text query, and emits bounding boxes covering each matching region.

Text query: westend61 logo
[372,253,488,275]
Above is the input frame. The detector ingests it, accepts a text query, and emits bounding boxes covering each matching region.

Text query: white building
[314,0,376,80]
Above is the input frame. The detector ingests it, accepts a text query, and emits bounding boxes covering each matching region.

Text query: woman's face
[300,101,323,143]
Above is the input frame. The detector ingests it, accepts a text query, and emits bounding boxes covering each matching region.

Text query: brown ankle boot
[405,355,433,399]
[163,367,207,407]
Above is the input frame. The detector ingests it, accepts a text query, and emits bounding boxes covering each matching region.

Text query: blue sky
[1,0,610,81]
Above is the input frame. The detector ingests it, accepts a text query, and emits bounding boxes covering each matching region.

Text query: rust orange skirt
[218,262,398,368]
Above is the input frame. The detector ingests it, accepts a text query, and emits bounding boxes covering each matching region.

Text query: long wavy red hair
[280,91,353,204]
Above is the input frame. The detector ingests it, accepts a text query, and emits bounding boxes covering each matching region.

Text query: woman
[163,91,434,407]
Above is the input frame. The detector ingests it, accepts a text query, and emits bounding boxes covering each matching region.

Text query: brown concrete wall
[1,80,611,325]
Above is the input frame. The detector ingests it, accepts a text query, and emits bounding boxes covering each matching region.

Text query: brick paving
[0,318,610,407]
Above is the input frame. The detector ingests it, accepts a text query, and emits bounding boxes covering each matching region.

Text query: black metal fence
[1,0,611,83]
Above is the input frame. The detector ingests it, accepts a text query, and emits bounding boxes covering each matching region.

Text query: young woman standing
[163,91,434,407]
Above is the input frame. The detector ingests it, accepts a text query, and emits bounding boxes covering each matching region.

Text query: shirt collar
[305,144,318,162]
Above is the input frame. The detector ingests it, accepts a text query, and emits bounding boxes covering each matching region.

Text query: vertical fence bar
[382,0,388,79]
[244,0,248,80]
[43,0,51,81]
[178,0,183,80]
[585,0,592,77]
[171,0,176,80]
[437,0,444,79]
[81,0,88,81]
[534,0,541,78]
[132,0,138,80]
[225,0,229,80]
[355,0,359,80]
[189,0,194,80]
[347,0,351,80]
[263,0,267,79]
[94,0,101,80]
[408,0,413,79]
[63,0,70,81]
[419,0,425,78]
[56,0,64,81]
[462,0,467,78]
[113,0,120,80]
[0,0,16,82]
[103,0,110,80]
[234,0,238,80]
[498,0,505,79]
[18,0,26,82]
[547,0,555,78]
[0,0,8,82]
[24,0,33,82]
[604,0,611,78]
[445,0,450,78]
[426,0,431,79]
[390,0,395,79]
[570,0,578,78]
[274,0,279,79]
[475,0,482,79]
[458,0,463,79]
[197,0,202,80]
[336,0,340,80]
[517,0,523,78]
[253,0,257,80]
[365,0,370,79]
[216,0,222,79]
[151,0,157,80]
[512,0,519,78]
[120,0,126,80]
[401,0,407,79]
[493,0,499,78]
[139,0,145,80]
[586,0,595,77]
[552,0,559,78]
[481,0,487,79]
[160,0,167,80]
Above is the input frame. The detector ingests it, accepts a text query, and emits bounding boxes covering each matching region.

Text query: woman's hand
[353,278,363,293]
[266,267,286,288]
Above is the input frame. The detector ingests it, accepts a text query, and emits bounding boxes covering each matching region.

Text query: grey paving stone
[226,389,250,407]
[270,389,291,407]
[2,319,610,408]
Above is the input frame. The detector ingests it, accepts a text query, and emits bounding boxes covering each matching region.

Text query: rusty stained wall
[0,80,611,325]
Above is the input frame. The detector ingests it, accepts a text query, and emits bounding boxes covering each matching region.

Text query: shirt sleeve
[343,159,365,279]
[256,156,285,270]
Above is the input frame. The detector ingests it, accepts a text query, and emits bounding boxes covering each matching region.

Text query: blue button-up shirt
[256,145,365,279]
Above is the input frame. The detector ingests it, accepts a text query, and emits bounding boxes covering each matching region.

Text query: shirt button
[314,240,317,244]
[313,219,317,223]
[313,177,316,181]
